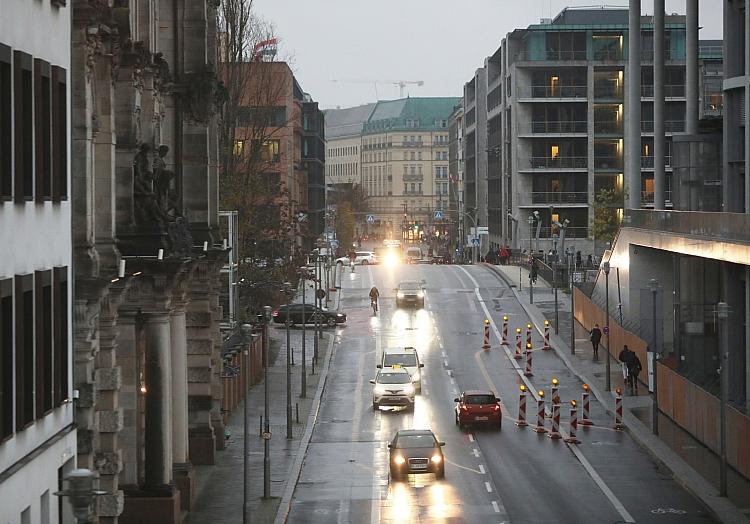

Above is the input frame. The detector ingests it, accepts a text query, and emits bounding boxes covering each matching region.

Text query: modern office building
[324,104,375,188]
[463,7,724,255]
[0,1,77,523]
[303,98,326,243]
[448,103,465,247]
[360,97,459,241]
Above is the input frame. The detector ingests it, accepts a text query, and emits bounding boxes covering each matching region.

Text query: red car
[454,390,503,430]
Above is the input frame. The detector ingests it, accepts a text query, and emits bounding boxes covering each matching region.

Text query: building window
[51,66,67,201]
[35,271,53,415]
[14,51,33,202]
[0,44,11,199]
[53,267,69,406]
[233,140,245,155]
[1,278,12,440]
[15,274,34,428]
[34,59,52,201]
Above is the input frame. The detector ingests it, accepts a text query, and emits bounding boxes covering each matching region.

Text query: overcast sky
[252,1,723,110]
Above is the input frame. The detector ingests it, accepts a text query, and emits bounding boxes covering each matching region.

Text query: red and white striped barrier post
[482,319,491,351]
[613,387,624,430]
[564,400,581,444]
[515,385,529,427]
[524,343,533,377]
[548,401,562,439]
[501,315,509,345]
[533,390,547,433]
[514,328,523,359]
[550,377,560,407]
[543,320,552,350]
[525,323,533,350]
[580,383,593,426]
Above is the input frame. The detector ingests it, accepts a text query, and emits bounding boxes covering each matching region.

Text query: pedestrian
[586,254,594,269]
[576,251,582,270]
[500,246,509,265]
[529,257,538,284]
[618,345,640,393]
[590,323,602,360]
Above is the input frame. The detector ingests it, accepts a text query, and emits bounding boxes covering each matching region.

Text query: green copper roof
[363,97,461,134]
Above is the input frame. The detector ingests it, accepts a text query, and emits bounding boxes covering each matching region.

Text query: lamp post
[648,279,659,435]
[717,301,729,496]
[602,261,611,391]
[285,282,293,440]
[570,250,576,355]
[527,214,535,304]
[261,305,272,499]
[301,276,307,398]
[54,469,106,523]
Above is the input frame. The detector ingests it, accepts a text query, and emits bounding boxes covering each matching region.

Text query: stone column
[627,0,642,210]
[653,0,666,209]
[143,310,173,488]
[685,0,699,135]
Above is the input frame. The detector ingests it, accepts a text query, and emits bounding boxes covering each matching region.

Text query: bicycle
[371,298,378,315]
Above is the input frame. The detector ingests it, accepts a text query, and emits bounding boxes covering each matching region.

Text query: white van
[377,347,424,393]
[405,246,422,264]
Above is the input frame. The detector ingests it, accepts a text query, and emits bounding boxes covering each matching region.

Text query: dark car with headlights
[388,429,445,481]
[395,281,425,308]
[272,304,346,327]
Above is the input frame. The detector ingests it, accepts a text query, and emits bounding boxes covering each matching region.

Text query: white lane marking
[458,265,636,524]
[370,317,382,524]
[450,377,456,385]
[443,359,449,368]
[472,448,480,458]
[468,434,475,442]
[479,464,486,474]
[442,351,447,359]
[492,501,501,513]
[485,481,493,493]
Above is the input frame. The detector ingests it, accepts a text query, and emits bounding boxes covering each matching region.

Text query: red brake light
[460,405,468,412]
[493,404,501,412]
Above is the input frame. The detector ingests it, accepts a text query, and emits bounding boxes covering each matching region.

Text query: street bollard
[515,385,529,427]
[543,320,552,350]
[564,400,581,444]
[548,402,562,439]
[614,387,624,430]
[580,384,593,426]
[533,390,547,433]
[526,323,533,350]
[483,319,491,351]
[295,403,300,424]
[502,316,509,345]
[514,328,523,359]
[524,343,533,377]
[550,377,560,406]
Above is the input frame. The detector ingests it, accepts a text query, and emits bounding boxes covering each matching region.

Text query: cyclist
[349,251,357,272]
[369,286,380,313]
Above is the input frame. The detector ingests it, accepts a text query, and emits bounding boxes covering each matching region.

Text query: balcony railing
[403,190,424,196]
[593,121,623,134]
[523,121,588,134]
[403,174,423,182]
[531,226,590,239]
[593,156,622,169]
[516,50,587,61]
[641,84,686,98]
[641,155,673,168]
[519,85,588,99]
[593,85,624,99]
[399,141,423,147]
[531,191,588,204]
[641,120,686,133]
[641,190,673,203]
[529,156,587,169]
[592,49,624,61]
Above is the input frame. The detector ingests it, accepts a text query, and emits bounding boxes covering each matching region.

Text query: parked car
[334,251,378,266]
[454,390,503,430]
[395,281,425,308]
[378,347,424,393]
[405,246,422,264]
[370,367,415,411]
[272,304,347,327]
[388,429,445,481]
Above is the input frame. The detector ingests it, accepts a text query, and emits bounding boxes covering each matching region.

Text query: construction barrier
[550,378,560,406]
[502,316,509,345]
[516,385,529,427]
[524,343,533,377]
[548,402,562,439]
[543,320,552,350]
[526,323,533,350]
[564,401,581,444]
[533,391,547,433]
[514,328,523,359]
[580,385,593,426]
[483,319,491,351]
[614,388,624,430]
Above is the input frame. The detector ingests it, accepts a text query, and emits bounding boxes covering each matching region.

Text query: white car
[335,251,378,266]
[378,347,424,393]
[370,367,415,410]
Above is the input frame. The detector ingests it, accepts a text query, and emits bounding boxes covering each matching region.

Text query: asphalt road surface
[284,263,714,524]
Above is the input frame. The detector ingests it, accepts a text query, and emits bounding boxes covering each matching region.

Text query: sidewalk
[487,262,749,523]
[185,281,338,524]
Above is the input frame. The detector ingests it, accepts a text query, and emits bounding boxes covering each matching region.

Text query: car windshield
[399,282,420,291]
[395,434,436,448]
[383,354,417,367]
[465,394,496,404]
[378,373,411,384]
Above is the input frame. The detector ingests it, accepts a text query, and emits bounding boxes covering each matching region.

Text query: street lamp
[284,282,293,440]
[648,279,660,435]
[602,261,611,391]
[261,305,272,499]
[54,469,106,524]
[717,301,729,497]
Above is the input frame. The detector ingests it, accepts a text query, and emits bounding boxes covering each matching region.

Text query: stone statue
[133,143,178,225]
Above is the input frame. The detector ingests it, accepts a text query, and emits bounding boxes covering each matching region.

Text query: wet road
[285,263,714,523]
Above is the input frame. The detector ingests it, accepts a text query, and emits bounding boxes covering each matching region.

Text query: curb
[480,263,749,524]
[273,325,337,524]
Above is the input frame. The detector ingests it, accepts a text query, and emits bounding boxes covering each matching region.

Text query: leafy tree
[591,188,621,246]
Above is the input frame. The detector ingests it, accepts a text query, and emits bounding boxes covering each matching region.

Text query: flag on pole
[253,38,278,61]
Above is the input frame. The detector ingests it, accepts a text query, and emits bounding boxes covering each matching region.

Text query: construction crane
[331,79,425,99]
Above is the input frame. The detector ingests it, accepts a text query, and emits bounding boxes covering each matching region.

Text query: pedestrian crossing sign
[434,210,444,220]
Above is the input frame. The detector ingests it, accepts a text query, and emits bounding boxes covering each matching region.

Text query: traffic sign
[572,271,583,283]
[476,226,489,235]
[603,326,609,335]
[434,210,444,220]
[262,431,272,440]
[366,214,375,223]
[330,239,339,249]
[316,289,326,300]
[471,237,480,247]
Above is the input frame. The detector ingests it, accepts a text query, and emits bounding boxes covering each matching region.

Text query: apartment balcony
[593,84,624,100]
[517,85,588,101]
[593,156,623,170]
[515,50,588,61]
[403,174,424,182]
[593,121,623,135]
[514,224,590,238]
[641,84,686,98]
[519,120,588,136]
[531,191,589,205]
[640,120,685,133]
[592,49,624,61]
[397,140,423,148]
[641,155,673,169]
[525,156,588,170]
[403,190,424,196]
[641,190,674,206]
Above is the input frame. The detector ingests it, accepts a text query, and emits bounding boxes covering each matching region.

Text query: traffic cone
[564,401,581,444]
[515,385,529,427]
[525,323,533,350]
[482,319,491,351]
[548,402,562,439]
[501,316,509,345]
[543,320,552,350]
[580,384,593,426]
[524,343,533,377]
[613,388,624,430]
[550,377,560,406]
[533,391,547,433]
[514,328,523,359]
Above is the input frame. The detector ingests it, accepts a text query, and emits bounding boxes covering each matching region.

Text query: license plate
[474,416,489,421]
[411,463,428,469]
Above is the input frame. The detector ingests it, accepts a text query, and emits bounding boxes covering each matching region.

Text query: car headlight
[397,292,404,298]
[431,454,442,464]
[417,291,424,298]
[393,455,406,465]
[403,384,415,395]
[411,370,420,381]
[374,385,385,395]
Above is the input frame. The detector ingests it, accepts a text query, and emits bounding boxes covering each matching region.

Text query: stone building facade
[71,1,225,523]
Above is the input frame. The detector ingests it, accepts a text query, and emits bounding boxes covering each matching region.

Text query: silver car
[370,367,415,411]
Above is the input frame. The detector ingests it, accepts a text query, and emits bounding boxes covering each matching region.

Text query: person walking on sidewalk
[590,323,602,360]
[618,345,641,393]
